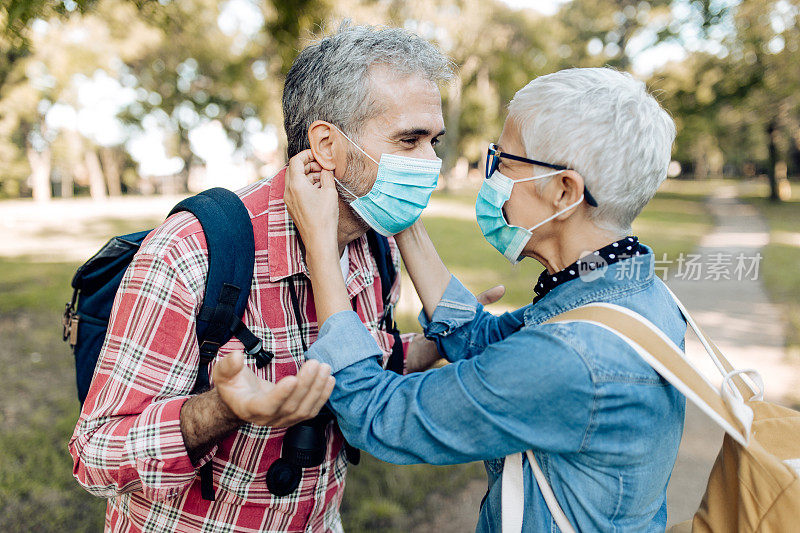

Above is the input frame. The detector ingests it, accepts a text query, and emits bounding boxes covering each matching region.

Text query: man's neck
[336,198,370,256]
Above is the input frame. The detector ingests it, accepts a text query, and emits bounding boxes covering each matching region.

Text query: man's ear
[307,120,337,171]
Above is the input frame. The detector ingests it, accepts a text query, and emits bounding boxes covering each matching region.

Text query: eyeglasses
[485,143,598,207]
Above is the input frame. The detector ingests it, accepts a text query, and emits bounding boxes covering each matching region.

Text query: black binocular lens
[266,412,331,496]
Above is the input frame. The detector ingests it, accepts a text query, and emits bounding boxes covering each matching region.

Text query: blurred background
[1,0,800,531]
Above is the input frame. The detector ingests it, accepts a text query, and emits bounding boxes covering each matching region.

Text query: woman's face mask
[332,125,441,236]
[476,169,585,264]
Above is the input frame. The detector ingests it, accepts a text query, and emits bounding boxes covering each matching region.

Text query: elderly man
[70,25,452,532]
[284,67,685,532]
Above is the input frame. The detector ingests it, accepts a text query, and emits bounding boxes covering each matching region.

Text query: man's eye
[401,138,416,145]
[431,138,440,147]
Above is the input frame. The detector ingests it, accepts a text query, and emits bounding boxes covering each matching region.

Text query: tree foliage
[1,0,799,200]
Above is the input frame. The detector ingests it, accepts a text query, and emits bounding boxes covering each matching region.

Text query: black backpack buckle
[63,302,79,347]
[198,340,220,361]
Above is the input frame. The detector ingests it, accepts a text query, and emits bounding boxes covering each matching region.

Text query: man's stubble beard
[336,148,373,236]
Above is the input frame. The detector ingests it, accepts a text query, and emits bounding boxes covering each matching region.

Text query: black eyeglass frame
[485,143,598,207]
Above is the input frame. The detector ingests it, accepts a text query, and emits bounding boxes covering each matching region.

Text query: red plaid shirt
[69,169,403,532]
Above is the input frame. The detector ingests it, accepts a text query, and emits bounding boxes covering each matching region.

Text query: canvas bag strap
[544,302,756,444]
[501,451,577,533]
[501,300,762,532]
[662,285,760,400]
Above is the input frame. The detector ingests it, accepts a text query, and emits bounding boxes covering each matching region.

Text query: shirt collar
[266,168,308,282]
[266,168,375,297]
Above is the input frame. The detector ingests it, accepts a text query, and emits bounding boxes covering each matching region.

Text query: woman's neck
[529,224,625,274]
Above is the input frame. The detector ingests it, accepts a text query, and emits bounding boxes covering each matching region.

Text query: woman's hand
[284,149,339,256]
[285,149,351,324]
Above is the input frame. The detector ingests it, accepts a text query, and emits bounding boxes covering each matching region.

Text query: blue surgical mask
[333,126,441,236]
[476,169,585,264]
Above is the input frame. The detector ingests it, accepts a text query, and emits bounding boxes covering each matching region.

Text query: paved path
[664,185,797,525]
[0,195,183,261]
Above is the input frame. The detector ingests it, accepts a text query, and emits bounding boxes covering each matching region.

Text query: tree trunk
[440,77,462,192]
[61,170,73,198]
[100,147,122,196]
[26,143,51,202]
[85,149,107,200]
[766,121,781,202]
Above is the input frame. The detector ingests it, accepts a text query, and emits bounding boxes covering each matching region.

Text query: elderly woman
[285,67,684,532]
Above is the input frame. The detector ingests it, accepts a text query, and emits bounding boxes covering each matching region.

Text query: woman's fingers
[319,168,335,189]
[304,160,323,174]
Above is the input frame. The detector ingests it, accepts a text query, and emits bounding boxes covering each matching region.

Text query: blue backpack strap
[365,230,403,374]
[169,188,259,502]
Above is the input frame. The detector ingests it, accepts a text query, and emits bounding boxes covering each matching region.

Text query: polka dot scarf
[532,236,649,304]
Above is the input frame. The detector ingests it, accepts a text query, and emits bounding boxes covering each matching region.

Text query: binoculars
[266,411,331,496]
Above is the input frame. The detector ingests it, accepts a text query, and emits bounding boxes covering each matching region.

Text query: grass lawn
[0,259,107,531]
[0,181,714,532]
[739,180,800,353]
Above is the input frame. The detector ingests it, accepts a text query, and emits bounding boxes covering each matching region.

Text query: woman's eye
[431,138,440,147]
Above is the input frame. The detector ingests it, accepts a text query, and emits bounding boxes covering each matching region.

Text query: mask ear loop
[501,168,585,232]
[329,124,379,201]
[331,124,379,165]
[526,193,585,233]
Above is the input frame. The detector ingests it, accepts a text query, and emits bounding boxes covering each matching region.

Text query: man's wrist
[181,388,243,465]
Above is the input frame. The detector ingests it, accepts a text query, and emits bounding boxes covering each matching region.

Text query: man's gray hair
[508,68,676,234]
[282,23,454,158]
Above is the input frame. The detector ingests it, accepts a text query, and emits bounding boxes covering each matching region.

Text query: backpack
[63,188,267,405]
[63,186,400,405]
[501,287,800,532]
[63,187,400,501]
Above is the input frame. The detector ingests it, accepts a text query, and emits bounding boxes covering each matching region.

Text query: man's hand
[405,284,507,373]
[213,351,335,427]
[476,285,505,307]
[181,354,335,465]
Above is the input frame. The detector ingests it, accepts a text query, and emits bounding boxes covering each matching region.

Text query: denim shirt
[308,248,686,532]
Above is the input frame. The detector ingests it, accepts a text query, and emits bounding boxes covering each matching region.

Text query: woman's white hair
[507,67,676,234]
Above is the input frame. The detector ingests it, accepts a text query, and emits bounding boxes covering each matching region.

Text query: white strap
[663,285,761,400]
[502,453,525,533]
[501,451,578,533]
[528,451,577,533]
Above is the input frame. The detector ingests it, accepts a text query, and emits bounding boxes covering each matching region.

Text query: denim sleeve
[307,310,384,373]
[309,320,594,465]
[418,275,527,362]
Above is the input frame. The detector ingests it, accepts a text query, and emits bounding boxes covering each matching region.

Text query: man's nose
[411,143,439,160]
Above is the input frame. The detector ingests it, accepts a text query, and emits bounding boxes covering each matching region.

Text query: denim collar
[523,245,656,326]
